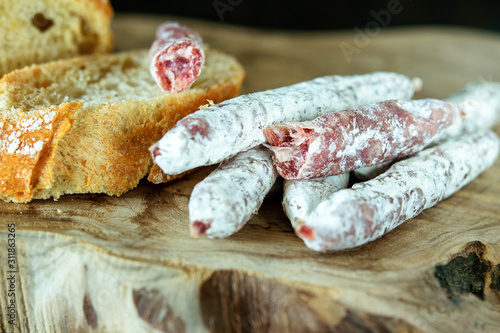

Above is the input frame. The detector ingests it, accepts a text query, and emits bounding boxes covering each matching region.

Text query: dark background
[111,0,500,32]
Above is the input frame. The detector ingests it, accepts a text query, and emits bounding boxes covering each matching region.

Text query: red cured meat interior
[263,125,316,178]
[191,221,209,236]
[296,224,315,240]
[154,40,204,92]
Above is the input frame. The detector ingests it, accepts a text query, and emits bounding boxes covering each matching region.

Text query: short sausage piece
[149,21,205,93]
[264,99,463,179]
[295,130,500,252]
[151,72,421,175]
[189,146,279,239]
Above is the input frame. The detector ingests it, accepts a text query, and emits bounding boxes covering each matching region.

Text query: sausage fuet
[189,146,279,239]
[296,130,500,251]
[151,72,421,175]
[264,99,462,179]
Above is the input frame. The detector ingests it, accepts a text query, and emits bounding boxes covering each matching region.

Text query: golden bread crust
[0,103,81,202]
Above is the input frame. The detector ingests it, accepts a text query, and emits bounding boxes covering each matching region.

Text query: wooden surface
[1,14,500,333]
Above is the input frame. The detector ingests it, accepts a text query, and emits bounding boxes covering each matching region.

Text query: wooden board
[1,14,500,333]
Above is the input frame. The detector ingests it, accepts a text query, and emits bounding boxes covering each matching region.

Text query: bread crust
[86,0,114,54]
[0,49,245,202]
[0,103,81,202]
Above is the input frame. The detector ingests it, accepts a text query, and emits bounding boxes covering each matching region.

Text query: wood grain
[1,14,500,333]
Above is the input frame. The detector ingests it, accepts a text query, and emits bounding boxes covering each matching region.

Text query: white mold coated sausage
[189,146,279,239]
[295,130,500,251]
[151,72,421,175]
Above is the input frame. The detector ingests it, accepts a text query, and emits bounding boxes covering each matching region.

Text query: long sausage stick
[151,72,421,175]
[295,130,500,252]
[264,99,463,179]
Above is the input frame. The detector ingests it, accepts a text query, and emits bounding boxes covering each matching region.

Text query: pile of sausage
[149,22,500,251]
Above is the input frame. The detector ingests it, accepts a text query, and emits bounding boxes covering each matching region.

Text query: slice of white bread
[0,0,113,77]
[0,48,245,203]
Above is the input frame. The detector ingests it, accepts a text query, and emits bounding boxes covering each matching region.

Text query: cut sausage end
[263,124,316,179]
[191,221,209,237]
[296,224,316,240]
[150,145,161,159]
[152,40,205,93]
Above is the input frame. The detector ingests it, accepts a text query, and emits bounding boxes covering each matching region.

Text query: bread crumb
[198,99,215,110]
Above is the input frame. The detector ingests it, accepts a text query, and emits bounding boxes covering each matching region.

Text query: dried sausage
[296,130,500,251]
[152,72,421,175]
[264,99,462,179]
[189,146,279,238]
[149,21,205,92]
